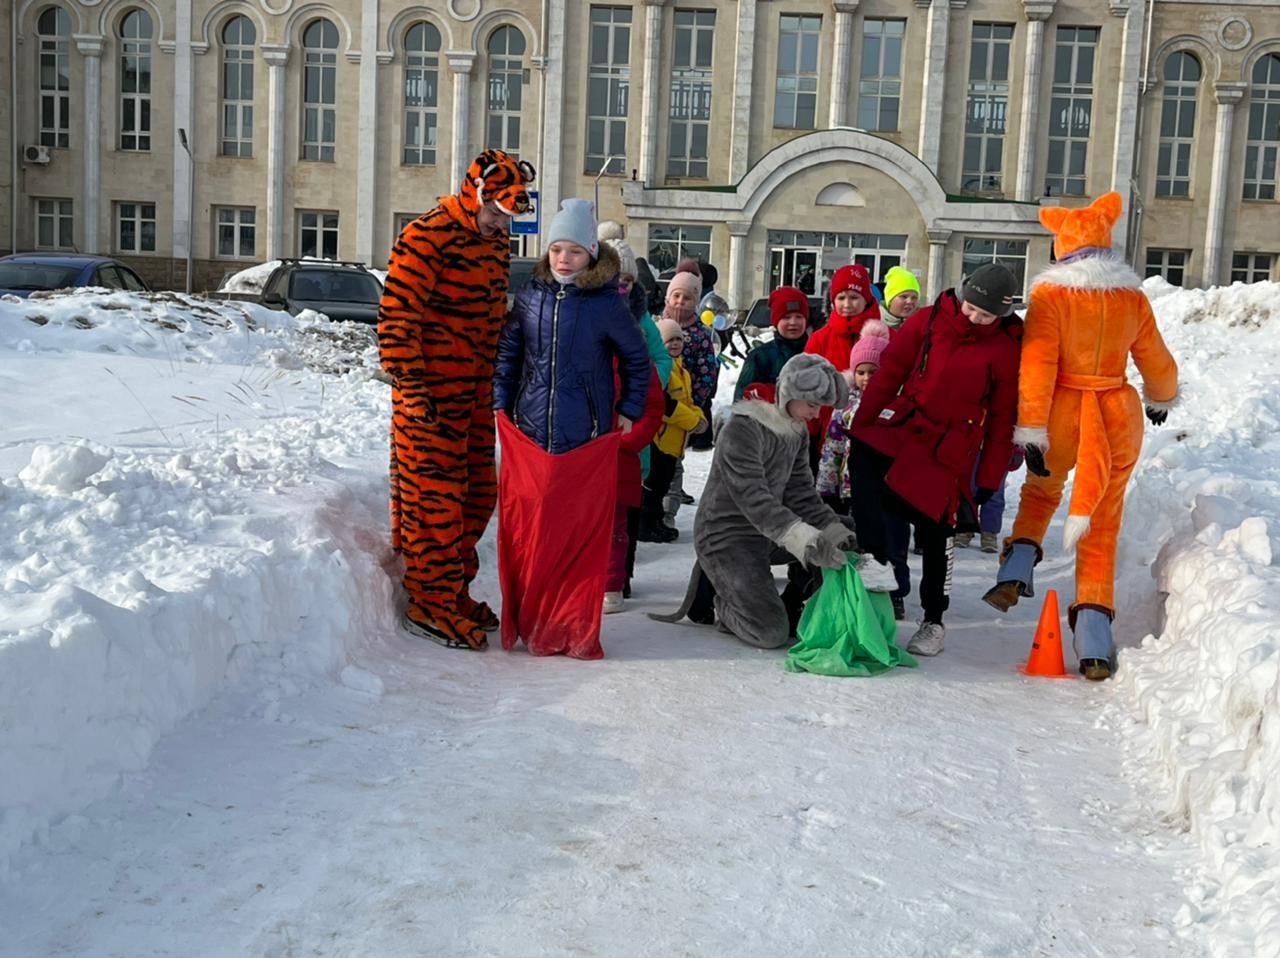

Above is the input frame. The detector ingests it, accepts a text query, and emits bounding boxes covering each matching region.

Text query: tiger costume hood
[441,149,536,234]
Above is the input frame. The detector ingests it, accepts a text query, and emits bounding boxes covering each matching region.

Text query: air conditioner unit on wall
[23,144,51,164]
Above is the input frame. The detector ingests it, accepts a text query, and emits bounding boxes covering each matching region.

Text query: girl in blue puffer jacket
[494,199,651,452]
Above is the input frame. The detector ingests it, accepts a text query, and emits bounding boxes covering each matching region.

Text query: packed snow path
[2,457,1198,957]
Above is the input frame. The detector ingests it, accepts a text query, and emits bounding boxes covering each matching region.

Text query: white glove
[618,415,634,435]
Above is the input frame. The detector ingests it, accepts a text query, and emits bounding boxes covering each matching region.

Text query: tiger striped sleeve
[377,216,449,383]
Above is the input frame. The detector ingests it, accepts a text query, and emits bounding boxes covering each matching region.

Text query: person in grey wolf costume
[653,354,855,648]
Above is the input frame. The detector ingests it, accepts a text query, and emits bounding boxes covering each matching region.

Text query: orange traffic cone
[1018,589,1072,678]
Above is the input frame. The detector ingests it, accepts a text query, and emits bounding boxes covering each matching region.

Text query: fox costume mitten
[984,192,1178,679]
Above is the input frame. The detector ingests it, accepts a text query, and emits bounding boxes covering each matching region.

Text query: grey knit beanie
[546,199,599,256]
[776,354,849,411]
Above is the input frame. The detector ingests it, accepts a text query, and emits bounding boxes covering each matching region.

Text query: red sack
[497,413,620,659]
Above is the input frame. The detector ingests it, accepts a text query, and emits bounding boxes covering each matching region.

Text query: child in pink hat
[816,319,891,505]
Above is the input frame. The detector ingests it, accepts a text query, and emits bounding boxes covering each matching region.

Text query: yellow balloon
[701,309,715,326]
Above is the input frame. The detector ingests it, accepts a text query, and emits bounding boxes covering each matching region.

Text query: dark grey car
[260,261,383,325]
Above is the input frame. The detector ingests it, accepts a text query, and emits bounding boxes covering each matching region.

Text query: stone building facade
[2,0,1278,304]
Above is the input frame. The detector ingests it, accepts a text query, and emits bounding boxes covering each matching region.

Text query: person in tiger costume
[378,149,535,651]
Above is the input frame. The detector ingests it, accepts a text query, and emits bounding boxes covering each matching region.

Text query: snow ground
[1,278,1276,956]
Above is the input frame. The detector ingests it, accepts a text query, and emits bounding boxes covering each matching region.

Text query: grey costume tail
[647,561,704,624]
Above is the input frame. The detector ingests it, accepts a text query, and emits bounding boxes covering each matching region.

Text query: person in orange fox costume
[982,192,1179,681]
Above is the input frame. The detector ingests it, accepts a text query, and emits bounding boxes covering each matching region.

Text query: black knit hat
[959,264,1018,317]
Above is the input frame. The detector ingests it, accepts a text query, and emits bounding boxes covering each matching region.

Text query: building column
[1107,0,1145,260]
[926,228,952,300]
[729,0,757,183]
[355,0,380,266]
[917,0,951,175]
[540,0,567,226]
[638,0,665,186]
[1203,83,1246,288]
[262,45,289,261]
[74,35,104,253]
[172,0,193,270]
[727,220,751,311]
[1014,2,1055,202]
[447,52,476,195]
[829,0,860,128]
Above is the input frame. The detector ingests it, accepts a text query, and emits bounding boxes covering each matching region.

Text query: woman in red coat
[848,264,1022,657]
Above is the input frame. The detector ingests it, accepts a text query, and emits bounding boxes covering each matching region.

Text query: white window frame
[35,197,74,249]
[1156,52,1200,198]
[774,14,821,130]
[116,201,157,253]
[301,19,338,161]
[37,7,72,149]
[648,223,712,274]
[486,26,526,157]
[216,206,256,259]
[1244,54,1280,202]
[403,21,441,166]
[857,18,904,133]
[586,6,632,176]
[1230,253,1274,284]
[1046,26,1099,197]
[667,9,713,178]
[394,212,417,246]
[220,16,255,157]
[119,9,153,152]
[963,23,1013,194]
[298,210,339,259]
[962,237,1028,299]
[1143,248,1189,286]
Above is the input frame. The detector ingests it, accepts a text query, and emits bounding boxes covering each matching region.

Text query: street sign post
[512,190,539,235]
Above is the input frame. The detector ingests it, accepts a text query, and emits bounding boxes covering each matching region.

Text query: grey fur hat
[776,353,849,411]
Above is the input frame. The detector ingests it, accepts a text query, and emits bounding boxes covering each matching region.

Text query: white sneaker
[856,554,899,593]
[907,621,946,656]
[603,591,625,615]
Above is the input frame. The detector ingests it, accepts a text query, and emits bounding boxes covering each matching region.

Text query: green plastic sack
[785,560,918,677]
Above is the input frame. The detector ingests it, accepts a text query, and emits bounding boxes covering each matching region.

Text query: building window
[667,10,713,178]
[216,207,256,258]
[962,237,1028,298]
[1155,52,1200,198]
[301,19,338,161]
[766,229,907,295]
[586,7,631,176]
[1244,54,1280,202]
[1144,248,1189,286]
[35,198,74,249]
[394,212,417,245]
[299,210,338,259]
[403,21,441,166]
[219,16,255,157]
[119,9,153,151]
[963,24,1013,194]
[774,14,821,129]
[648,223,712,273]
[1231,253,1274,284]
[117,202,156,253]
[37,6,72,148]
[1046,26,1098,196]
[857,19,904,132]
[486,26,526,156]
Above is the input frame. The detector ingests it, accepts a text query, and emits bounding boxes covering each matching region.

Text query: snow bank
[0,290,395,869]
[1114,278,1280,958]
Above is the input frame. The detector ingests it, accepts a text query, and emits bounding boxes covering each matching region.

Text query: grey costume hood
[776,353,849,411]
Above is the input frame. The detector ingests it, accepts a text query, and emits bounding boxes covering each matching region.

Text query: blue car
[0,253,150,299]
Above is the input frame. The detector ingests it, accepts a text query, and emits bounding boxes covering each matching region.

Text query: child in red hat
[734,285,811,402]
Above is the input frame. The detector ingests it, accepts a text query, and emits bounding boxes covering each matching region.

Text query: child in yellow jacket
[640,319,708,542]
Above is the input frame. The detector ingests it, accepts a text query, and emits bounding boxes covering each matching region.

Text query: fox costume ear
[1039,207,1070,233]
[1091,191,1124,227]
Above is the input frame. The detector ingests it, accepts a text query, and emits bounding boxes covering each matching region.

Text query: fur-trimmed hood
[531,244,622,291]
[1030,252,1143,293]
[731,398,807,437]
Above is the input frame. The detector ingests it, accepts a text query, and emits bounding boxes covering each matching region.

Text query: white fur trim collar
[732,399,807,437]
[1031,254,1143,293]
